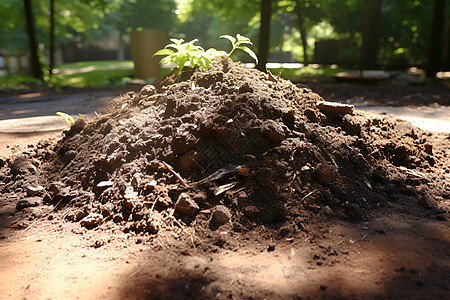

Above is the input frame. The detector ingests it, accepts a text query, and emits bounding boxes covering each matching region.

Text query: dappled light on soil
[0,57,449,299]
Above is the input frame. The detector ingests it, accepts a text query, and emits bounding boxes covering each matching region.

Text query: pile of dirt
[1,57,449,240]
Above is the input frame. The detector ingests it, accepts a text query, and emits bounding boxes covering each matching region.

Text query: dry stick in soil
[148,196,159,220]
[162,161,190,188]
[300,190,317,203]
[38,261,50,274]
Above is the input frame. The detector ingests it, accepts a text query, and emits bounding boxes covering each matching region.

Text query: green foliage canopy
[0,0,447,73]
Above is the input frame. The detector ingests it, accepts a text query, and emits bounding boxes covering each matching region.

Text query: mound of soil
[1,57,449,240]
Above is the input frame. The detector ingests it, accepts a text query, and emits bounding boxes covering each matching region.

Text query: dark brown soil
[1,57,449,299]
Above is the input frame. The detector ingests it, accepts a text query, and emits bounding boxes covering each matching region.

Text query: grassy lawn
[50,60,135,88]
[50,69,135,88]
[0,74,46,89]
[269,65,347,82]
[56,60,134,70]
[1,60,345,89]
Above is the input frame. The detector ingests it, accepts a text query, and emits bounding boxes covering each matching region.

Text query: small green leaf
[56,112,75,125]
[236,34,251,42]
[153,49,174,57]
[235,40,253,47]
[159,56,170,64]
[187,39,199,45]
[220,35,236,44]
[169,38,184,45]
[241,46,258,64]
[205,48,227,59]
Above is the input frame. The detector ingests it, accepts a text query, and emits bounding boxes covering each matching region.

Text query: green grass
[269,66,348,82]
[56,60,134,70]
[49,69,135,88]
[1,60,346,89]
[49,60,135,88]
[0,74,47,89]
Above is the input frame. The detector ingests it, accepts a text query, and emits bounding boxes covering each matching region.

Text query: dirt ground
[1,202,448,299]
[1,59,449,300]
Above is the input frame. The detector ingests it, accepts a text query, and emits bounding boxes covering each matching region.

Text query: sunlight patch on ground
[436,71,450,79]
[53,64,133,76]
[213,240,386,297]
[266,63,305,69]
[358,105,450,133]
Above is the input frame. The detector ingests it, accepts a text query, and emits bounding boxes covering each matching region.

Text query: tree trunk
[257,0,271,71]
[360,0,382,70]
[49,0,55,74]
[117,30,125,61]
[426,0,446,77]
[24,0,43,80]
[294,0,308,65]
[444,17,450,69]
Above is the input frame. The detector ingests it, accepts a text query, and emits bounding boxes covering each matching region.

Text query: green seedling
[220,34,258,64]
[56,112,75,125]
[153,34,258,76]
[154,39,205,75]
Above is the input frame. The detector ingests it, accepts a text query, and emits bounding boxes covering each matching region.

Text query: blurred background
[0,0,449,89]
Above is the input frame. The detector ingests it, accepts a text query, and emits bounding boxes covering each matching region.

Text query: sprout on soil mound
[1,57,445,238]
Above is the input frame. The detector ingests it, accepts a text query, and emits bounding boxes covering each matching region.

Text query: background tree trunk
[24,0,43,80]
[294,0,308,65]
[49,0,55,74]
[257,0,271,71]
[426,0,446,77]
[360,0,382,70]
[117,30,125,61]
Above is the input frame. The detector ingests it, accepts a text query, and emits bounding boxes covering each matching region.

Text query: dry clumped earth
[1,57,449,299]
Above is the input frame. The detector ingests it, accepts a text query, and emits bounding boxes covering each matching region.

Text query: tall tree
[293,0,308,64]
[426,0,446,77]
[24,0,43,79]
[49,0,55,74]
[257,0,272,70]
[360,0,382,70]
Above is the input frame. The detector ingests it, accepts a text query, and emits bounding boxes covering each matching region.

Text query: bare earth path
[1,199,448,299]
[0,81,449,299]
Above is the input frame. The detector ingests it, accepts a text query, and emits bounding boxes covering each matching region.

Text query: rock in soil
[80,213,103,229]
[25,184,45,196]
[175,193,199,216]
[16,197,41,211]
[212,205,232,225]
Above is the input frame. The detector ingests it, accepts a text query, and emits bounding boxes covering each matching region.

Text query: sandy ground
[1,201,448,299]
[0,84,449,299]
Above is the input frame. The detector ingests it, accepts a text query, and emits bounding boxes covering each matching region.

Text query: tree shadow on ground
[117,200,449,299]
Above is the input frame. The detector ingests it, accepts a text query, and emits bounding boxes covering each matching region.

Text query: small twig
[148,196,159,220]
[329,155,338,170]
[162,161,189,187]
[22,198,62,233]
[190,235,196,250]
[61,208,75,221]
[38,261,49,274]
[300,190,317,203]
[168,214,185,229]
[229,186,246,196]
[192,158,204,172]
[21,220,39,233]
[266,68,279,82]
[190,223,197,250]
